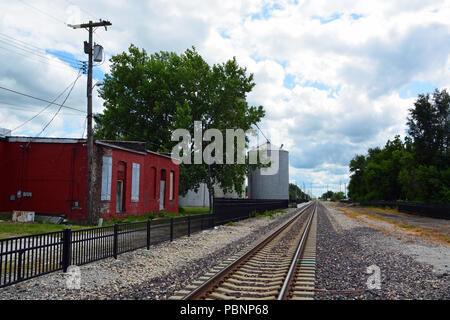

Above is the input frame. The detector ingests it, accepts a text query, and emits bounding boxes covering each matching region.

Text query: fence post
[146,219,151,250]
[187,215,191,237]
[17,249,24,280]
[62,228,72,272]
[170,218,174,242]
[113,224,118,259]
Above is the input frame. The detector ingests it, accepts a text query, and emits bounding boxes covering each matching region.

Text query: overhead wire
[0,42,80,72]
[36,70,83,136]
[17,0,68,26]
[0,85,85,114]
[0,1,88,72]
[0,102,85,116]
[10,72,85,132]
[4,2,108,78]
[0,33,83,66]
[64,0,99,21]
[0,3,112,140]
[81,117,87,138]
[3,2,108,139]
[254,123,270,144]
[0,34,83,68]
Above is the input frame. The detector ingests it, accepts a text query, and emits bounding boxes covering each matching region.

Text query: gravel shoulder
[0,207,301,300]
[316,202,449,300]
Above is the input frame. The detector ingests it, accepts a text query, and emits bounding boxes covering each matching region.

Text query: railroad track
[170,201,318,300]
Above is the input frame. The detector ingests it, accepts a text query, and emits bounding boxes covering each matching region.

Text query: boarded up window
[131,163,140,202]
[151,167,157,199]
[101,156,112,200]
[169,171,174,200]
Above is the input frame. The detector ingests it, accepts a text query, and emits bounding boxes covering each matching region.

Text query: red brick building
[0,136,179,221]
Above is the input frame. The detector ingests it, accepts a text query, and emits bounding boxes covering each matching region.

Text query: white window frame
[101,156,112,201]
[131,163,140,202]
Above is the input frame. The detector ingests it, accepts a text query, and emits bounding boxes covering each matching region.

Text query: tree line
[289,183,311,203]
[320,190,346,202]
[348,89,450,204]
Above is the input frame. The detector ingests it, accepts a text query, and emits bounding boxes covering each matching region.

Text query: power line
[255,123,270,143]
[10,72,84,132]
[65,0,99,21]
[81,116,87,139]
[0,85,86,113]
[0,103,83,116]
[0,35,83,68]
[18,0,67,26]
[0,32,82,65]
[0,43,80,72]
[36,71,82,136]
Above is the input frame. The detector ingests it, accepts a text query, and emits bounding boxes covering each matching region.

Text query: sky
[0,0,449,197]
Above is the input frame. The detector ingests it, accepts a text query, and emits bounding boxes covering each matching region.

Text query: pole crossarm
[68,20,112,30]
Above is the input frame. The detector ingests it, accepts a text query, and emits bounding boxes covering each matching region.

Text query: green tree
[348,154,367,201]
[407,89,450,167]
[320,190,345,201]
[289,183,310,202]
[320,190,334,200]
[94,45,265,211]
[331,191,345,201]
[348,89,450,204]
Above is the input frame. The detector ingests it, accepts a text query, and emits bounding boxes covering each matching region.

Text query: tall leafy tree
[407,89,450,167]
[347,89,450,204]
[94,45,265,211]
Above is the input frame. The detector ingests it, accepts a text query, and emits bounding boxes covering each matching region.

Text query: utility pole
[69,20,111,224]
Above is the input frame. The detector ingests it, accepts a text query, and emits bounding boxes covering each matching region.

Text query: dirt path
[326,202,450,246]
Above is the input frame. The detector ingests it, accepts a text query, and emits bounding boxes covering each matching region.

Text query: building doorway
[159,181,165,211]
[116,180,123,213]
[159,169,166,211]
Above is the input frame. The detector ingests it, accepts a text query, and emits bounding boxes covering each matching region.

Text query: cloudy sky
[1,0,449,197]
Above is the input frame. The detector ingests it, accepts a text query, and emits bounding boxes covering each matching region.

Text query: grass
[0,221,94,239]
[0,206,211,239]
[0,206,291,239]
[398,224,419,229]
[336,206,450,246]
[250,209,286,219]
[105,206,210,225]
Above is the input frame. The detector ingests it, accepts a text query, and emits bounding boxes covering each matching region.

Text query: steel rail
[182,202,315,300]
[277,201,317,300]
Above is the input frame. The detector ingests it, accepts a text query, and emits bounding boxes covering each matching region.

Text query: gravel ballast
[315,203,449,300]
[0,207,302,300]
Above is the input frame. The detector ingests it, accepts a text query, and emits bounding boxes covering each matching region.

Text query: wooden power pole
[68,20,111,224]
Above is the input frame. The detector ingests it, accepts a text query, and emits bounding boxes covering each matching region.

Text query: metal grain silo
[248,143,289,200]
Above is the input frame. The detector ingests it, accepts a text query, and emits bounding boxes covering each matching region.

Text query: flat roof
[5,136,176,160]
[7,136,87,144]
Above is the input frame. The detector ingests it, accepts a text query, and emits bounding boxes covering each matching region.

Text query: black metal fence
[359,201,450,220]
[213,198,289,225]
[0,213,214,288]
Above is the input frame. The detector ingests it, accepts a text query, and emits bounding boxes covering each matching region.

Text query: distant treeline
[289,183,311,203]
[320,190,345,202]
[348,89,450,204]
